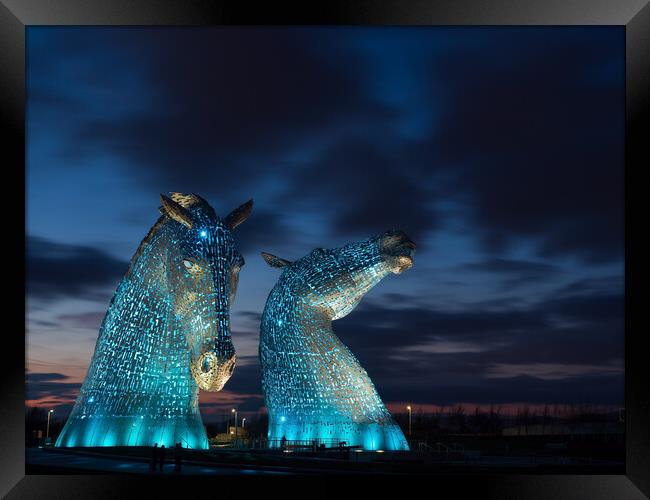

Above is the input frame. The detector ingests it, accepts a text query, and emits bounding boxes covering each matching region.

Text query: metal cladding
[259,229,416,450]
[55,193,251,449]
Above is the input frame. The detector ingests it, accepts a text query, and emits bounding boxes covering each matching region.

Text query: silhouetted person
[151,443,158,471]
[159,444,166,471]
[174,442,182,473]
[280,435,287,450]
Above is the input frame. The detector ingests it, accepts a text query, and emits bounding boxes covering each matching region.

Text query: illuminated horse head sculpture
[259,229,415,450]
[56,193,252,449]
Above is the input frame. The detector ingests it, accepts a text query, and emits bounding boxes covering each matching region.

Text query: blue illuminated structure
[56,193,252,449]
[259,230,416,450]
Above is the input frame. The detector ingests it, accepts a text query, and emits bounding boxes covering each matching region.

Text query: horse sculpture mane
[259,229,416,450]
[56,193,252,449]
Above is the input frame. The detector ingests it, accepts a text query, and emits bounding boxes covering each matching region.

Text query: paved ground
[26,447,624,475]
[27,448,293,475]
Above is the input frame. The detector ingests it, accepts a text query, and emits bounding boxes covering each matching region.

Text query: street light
[231,408,237,444]
[406,406,412,436]
[46,409,54,443]
[242,417,246,429]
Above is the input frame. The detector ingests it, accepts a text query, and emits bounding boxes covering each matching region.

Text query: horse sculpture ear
[169,192,217,221]
[160,194,194,229]
[169,192,199,208]
[224,199,253,230]
[261,252,292,269]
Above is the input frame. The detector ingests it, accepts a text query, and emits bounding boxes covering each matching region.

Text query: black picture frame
[2,1,647,497]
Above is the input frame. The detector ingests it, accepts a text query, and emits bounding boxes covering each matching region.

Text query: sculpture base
[267,416,409,451]
[55,415,209,449]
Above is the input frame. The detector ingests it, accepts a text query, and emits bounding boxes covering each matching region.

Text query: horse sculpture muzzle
[187,305,237,392]
[379,229,417,274]
[191,343,236,392]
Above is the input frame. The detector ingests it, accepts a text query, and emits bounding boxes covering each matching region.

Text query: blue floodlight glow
[200,230,208,238]
[259,230,416,450]
[55,193,252,449]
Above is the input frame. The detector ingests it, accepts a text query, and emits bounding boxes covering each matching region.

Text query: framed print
[1,1,647,498]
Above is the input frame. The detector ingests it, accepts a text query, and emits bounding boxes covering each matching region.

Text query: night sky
[26,27,625,420]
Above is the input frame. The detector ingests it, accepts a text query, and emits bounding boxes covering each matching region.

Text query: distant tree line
[391,403,622,438]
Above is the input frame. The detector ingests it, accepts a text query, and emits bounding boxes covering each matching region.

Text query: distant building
[211,426,249,445]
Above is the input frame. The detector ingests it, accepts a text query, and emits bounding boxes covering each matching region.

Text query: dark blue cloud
[27,27,624,259]
[27,236,128,301]
[332,286,623,406]
[457,258,561,289]
[426,28,625,263]
[31,29,389,190]
[26,372,81,401]
[380,373,624,407]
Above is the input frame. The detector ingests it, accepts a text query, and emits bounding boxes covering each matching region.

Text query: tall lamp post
[406,406,412,436]
[242,417,246,429]
[231,408,237,445]
[46,409,54,443]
